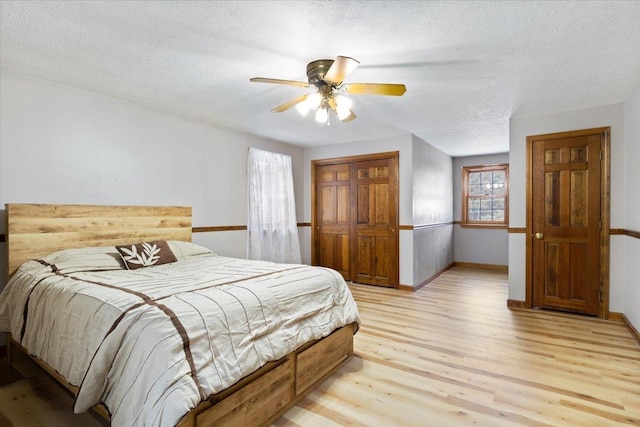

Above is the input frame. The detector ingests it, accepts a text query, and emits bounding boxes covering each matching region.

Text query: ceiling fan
[250,56,406,124]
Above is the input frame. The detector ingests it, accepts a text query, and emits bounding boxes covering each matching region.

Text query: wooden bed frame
[4,203,356,427]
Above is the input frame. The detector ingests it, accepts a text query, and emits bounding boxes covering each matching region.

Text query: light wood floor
[273,267,640,427]
[2,268,638,426]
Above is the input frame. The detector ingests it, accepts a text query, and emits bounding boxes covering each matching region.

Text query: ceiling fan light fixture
[337,108,351,121]
[334,94,353,121]
[307,92,323,109]
[295,99,311,116]
[315,107,328,123]
[334,94,352,110]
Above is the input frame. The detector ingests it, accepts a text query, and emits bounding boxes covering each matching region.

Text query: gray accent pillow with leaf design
[116,240,177,270]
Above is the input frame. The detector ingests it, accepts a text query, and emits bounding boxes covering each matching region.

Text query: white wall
[452,153,509,266]
[412,135,453,225]
[508,103,626,308]
[623,87,640,332]
[0,69,304,288]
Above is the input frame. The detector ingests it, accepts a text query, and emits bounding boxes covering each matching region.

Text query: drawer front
[296,324,354,395]
[197,358,294,427]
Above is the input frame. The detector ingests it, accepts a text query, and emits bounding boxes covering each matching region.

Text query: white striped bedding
[0,246,360,426]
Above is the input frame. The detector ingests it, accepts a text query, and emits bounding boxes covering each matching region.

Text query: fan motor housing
[306,59,334,87]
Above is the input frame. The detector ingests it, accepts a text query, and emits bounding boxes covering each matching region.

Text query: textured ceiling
[1,1,639,157]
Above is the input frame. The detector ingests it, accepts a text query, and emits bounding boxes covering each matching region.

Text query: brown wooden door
[530,130,603,315]
[353,158,398,287]
[315,163,352,279]
[312,152,399,288]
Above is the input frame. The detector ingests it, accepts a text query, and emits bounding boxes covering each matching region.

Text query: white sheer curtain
[247,147,301,264]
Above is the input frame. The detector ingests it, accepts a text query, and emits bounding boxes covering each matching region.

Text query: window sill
[459,223,508,230]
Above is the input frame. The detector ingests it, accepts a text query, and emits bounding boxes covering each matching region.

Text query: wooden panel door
[530,131,602,315]
[312,152,399,288]
[353,158,398,287]
[315,163,352,280]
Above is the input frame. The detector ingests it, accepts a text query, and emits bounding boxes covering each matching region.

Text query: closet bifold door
[315,162,352,280]
[312,152,399,288]
[352,157,398,287]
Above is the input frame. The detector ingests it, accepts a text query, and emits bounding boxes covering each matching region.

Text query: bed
[0,203,360,427]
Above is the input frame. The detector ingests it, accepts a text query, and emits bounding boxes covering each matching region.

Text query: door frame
[311,151,400,286]
[525,127,611,318]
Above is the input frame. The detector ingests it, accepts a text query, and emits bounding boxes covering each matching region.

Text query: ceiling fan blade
[324,56,360,85]
[271,94,309,113]
[250,77,312,88]
[341,110,356,122]
[343,83,406,96]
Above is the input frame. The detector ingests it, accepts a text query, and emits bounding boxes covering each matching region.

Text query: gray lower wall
[413,225,454,286]
[453,225,508,266]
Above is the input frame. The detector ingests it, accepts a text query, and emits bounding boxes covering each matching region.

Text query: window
[461,164,509,227]
[246,147,301,264]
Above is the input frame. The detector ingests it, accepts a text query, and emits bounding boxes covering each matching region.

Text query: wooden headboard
[6,203,192,278]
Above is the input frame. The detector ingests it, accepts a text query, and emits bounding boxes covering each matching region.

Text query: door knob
[534,232,544,240]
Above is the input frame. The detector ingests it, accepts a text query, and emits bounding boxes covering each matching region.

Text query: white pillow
[167,240,214,259]
[40,246,124,273]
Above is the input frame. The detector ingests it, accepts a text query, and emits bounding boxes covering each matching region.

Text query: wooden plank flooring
[273,267,640,426]
[2,267,638,426]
